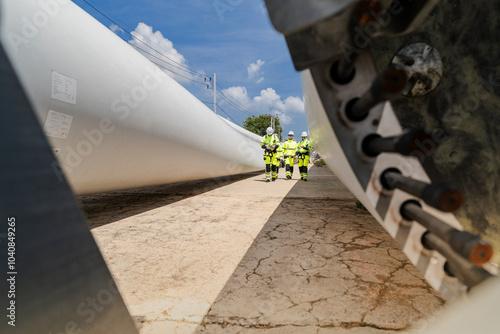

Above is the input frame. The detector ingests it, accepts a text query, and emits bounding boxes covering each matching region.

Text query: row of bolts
[328,0,493,287]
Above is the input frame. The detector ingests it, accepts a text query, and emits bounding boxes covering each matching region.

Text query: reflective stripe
[283,140,298,155]
[261,134,280,146]
[297,139,311,154]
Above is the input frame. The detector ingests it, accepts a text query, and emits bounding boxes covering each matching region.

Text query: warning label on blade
[51,71,77,105]
[43,110,73,139]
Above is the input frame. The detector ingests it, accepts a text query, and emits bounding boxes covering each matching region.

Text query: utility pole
[213,73,216,114]
[205,74,217,114]
[271,115,275,130]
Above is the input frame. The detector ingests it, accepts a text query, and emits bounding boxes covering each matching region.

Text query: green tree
[242,114,282,140]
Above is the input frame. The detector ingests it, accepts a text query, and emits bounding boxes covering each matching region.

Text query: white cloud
[253,88,281,110]
[274,111,293,125]
[282,96,305,114]
[128,23,194,84]
[223,86,252,106]
[222,86,304,125]
[247,59,265,83]
[110,24,124,34]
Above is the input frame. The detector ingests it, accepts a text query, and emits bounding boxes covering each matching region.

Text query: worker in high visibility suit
[296,131,311,181]
[283,131,298,180]
[274,142,284,178]
[261,127,280,182]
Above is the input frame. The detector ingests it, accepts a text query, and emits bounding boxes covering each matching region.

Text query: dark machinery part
[264,0,440,71]
[0,40,138,334]
[264,0,499,293]
[391,42,443,96]
[370,0,500,258]
[403,202,493,265]
[382,170,463,212]
[362,128,434,157]
[421,232,492,287]
[333,0,384,84]
[345,65,408,120]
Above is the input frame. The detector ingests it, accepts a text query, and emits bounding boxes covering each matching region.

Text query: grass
[313,159,326,167]
[355,200,367,211]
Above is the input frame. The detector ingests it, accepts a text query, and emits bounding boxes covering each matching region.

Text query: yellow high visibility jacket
[297,139,311,155]
[276,144,284,159]
[261,134,280,156]
[283,139,298,157]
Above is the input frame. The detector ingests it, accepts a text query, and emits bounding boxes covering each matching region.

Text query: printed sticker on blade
[43,110,73,139]
[51,71,77,105]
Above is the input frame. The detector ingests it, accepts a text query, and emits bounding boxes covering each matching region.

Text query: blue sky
[72,0,308,139]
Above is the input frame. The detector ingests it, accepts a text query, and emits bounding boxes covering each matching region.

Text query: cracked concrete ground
[79,166,444,333]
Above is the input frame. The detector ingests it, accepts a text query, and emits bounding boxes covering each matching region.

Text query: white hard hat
[266,127,273,135]
[301,131,308,137]
[288,131,294,136]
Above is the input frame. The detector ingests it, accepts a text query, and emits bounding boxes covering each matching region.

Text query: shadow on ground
[193,175,445,333]
[79,171,261,229]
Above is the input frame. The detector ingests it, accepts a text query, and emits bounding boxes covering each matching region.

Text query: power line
[203,78,258,116]
[127,44,207,85]
[216,81,304,125]
[216,82,263,115]
[216,82,254,111]
[215,104,234,121]
[80,0,207,78]
[216,91,253,115]
[142,55,208,85]
[83,0,132,35]
[215,86,258,115]
[159,68,207,86]
[200,101,234,122]
[78,1,208,85]
[216,89,250,112]
[78,0,287,121]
